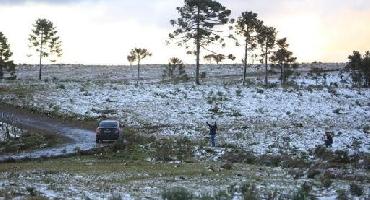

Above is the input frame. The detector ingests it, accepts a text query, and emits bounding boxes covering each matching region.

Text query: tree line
[0,0,368,88]
[168,0,297,86]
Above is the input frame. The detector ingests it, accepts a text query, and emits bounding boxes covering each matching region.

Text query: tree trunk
[243,37,248,85]
[280,64,283,85]
[264,43,268,86]
[195,6,201,85]
[0,53,3,80]
[39,34,43,81]
[137,58,141,85]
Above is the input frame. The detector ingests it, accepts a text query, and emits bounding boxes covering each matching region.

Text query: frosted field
[24,83,370,156]
[1,64,369,157]
[0,64,369,199]
[0,121,23,142]
[15,63,343,82]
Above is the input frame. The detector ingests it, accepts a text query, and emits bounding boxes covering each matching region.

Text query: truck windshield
[99,122,118,128]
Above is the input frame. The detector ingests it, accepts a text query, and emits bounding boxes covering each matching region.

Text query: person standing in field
[324,131,333,148]
[206,122,218,147]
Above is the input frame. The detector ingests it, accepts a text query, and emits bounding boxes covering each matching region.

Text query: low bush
[349,183,363,197]
[333,150,350,163]
[162,187,193,200]
[221,149,256,164]
[307,168,321,179]
[292,182,312,200]
[241,183,258,200]
[313,145,333,160]
[336,189,347,200]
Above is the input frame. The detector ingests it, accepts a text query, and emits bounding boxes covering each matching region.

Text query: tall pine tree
[29,18,62,80]
[257,25,276,86]
[234,11,262,85]
[0,32,15,79]
[271,38,297,85]
[170,0,231,85]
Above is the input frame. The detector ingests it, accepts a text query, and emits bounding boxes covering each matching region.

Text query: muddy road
[0,105,100,162]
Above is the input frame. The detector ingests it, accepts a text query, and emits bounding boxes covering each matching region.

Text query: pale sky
[0,0,369,65]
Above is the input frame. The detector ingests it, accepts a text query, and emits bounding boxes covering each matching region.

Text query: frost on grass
[0,64,369,199]
[0,121,24,142]
[3,83,368,156]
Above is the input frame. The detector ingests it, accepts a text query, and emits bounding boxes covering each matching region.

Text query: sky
[0,0,369,65]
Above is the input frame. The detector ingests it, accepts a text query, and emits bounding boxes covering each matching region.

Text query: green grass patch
[0,131,68,153]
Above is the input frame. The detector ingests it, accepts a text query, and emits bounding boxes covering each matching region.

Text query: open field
[0,64,369,199]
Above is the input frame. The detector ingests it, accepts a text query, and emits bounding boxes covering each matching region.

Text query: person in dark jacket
[206,122,217,147]
[324,132,333,147]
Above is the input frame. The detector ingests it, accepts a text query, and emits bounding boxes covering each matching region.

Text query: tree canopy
[0,32,16,79]
[271,38,297,84]
[28,18,62,80]
[128,48,152,84]
[346,51,370,87]
[170,0,231,84]
[234,11,262,84]
[257,25,276,85]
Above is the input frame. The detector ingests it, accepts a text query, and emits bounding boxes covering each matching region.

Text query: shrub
[292,183,311,200]
[57,84,66,89]
[307,168,321,179]
[26,187,36,196]
[162,187,193,200]
[109,192,123,200]
[221,150,256,164]
[333,150,350,163]
[314,146,333,160]
[221,162,233,170]
[336,189,347,200]
[241,183,257,200]
[236,89,242,96]
[320,175,333,188]
[111,138,126,151]
[349,183,363,197]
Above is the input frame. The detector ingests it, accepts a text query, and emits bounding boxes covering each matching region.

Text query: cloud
[0,0,98,4]
[0,0,369,64]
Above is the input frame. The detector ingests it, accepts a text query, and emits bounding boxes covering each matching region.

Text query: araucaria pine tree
[28,18,62,80]
[163,57,188,83]
[204,54,225,64]
[169,0,231,85]
[0,32,16,79]
[234,11,262,85]
[128,48,152,84]
[257,25,276,86]
[127,55,135,67]
[270,38,297,85]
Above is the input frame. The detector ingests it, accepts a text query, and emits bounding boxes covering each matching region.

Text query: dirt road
[0,105,99,162]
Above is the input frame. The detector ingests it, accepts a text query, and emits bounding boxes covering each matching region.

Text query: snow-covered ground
[0,64,369,199]
[0,64,369,157]
[1,162,367,199]
[0,121,23,142]
[15,63,344,83]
